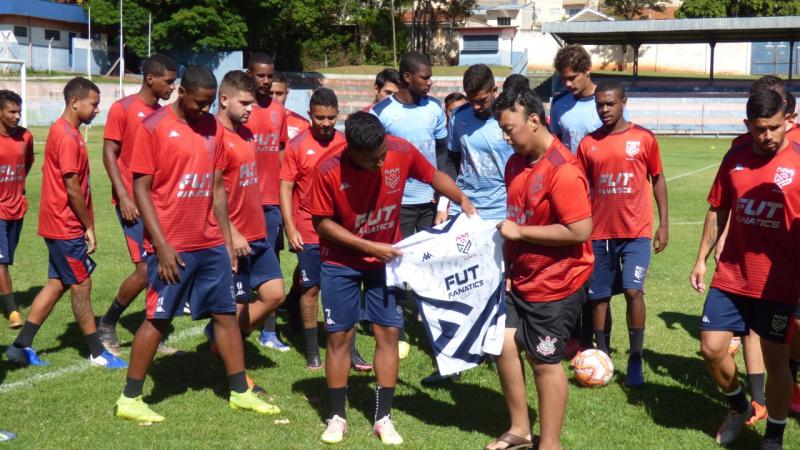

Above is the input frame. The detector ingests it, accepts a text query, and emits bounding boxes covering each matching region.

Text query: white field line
[666,163,720,182]
[672,221,704,226]
[0,324,205,394]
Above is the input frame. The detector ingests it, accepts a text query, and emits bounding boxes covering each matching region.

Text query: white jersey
[386,214,505,376]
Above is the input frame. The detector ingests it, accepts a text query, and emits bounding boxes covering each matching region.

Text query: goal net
[0,59,27,128]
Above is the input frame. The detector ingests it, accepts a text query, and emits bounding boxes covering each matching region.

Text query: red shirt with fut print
[104,94,159,204]
[308,135,436,270]
[220,122,266,242]
[249,99,288,206]
[0,128,33,220]
[129,106,226,253]
[577,123,663,240]
[280,128,346,245]
[505,138,594,302]
[708,141,800,305]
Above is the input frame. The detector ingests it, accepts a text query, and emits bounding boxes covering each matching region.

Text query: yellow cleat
[114,394,165,423]
[229,389,281,415]
[398,341,410,360]
[7,311,23,329]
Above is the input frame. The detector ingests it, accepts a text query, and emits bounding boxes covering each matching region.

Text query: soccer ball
[571,349,614,387]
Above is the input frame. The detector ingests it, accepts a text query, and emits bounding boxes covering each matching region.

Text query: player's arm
[313,216,402,262]
[651,172,669,253]
[102,138,138,223]
[64,173,96,254]
[689,206,730,293]
[212,168,237,273]
[24,135,33,175]
[134,173,183,283]
[280,179,303,251]
[430,170,476,216]
[498,217,592,247]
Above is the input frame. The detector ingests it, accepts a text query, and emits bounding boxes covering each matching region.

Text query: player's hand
[434,210,448,226]
[369,242,403,262]
[653,225,669,254]
[497,220,522,241]
[505,278,512,293]
[460,198,477,217]
[118,195,139,223]
[156,244,184,284]
[231,229,251,258]
[226,244,238,274]
[690,260,706,293]
[286,227,304,252]
[85,227,97,254]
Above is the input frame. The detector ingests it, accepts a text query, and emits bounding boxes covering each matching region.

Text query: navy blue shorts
[700,288,796,343]
[320,262,403,332]
[45,237,96,285]
[588,238,651,301]
[114,206,146,263]
[263,205,284,252]
[145,244,236,320]
[0,219,23,265]
[298,244,321,289]
[233,238,283,303]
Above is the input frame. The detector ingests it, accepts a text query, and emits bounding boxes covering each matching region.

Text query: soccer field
[0,130,793,450]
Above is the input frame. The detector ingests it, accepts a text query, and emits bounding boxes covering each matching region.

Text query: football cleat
[398,341,410,360]
[0,429,17,442]
[259,331,290,352]
[114,394,165,423]
[97,322,123,357]
[745,401,767,426]
[5,345,47,366]
[320,415,347,444]
[351,351,373,372]
[89,350,128,369]
[716,403,754,445]
[373,416,403,445]
[728,336,741,355]
[306,353,323,370]
[626,357,645,388]
[229,389,281,415]
[7,310,23,329]
[246,374,267,396]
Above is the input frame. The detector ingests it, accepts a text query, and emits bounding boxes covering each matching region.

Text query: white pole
[119,0,124,94]
[47,38,53,74]
[87,7,91,79]
[20,62,26,128]
[148,13,151,57]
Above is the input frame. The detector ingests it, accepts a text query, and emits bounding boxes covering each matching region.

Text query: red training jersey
[731,123,799,149]
[577,123,663,240]
[38,118,93,239]
[708,141,800,304]
[249,99,288,206]
[0,128,33,220]
[104,94,159,204]
[221,122,266,242]
[285,110,310,141]
[505,138,594,302]
[308,136,436,269]
[129,106,226,253]
[280,129,346,244]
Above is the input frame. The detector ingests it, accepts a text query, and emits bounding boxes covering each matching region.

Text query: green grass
[318,65,512,78]
[0,131,794,449]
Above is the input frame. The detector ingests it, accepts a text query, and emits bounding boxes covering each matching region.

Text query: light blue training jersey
[448,103,515,221]
[550,90,630,154]
[371,94,448,205]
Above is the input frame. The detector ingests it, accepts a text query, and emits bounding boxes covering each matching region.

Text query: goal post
[0,59,27,128]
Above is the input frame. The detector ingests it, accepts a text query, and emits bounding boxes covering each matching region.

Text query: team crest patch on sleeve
[536,336,558,356]
[384,168,401,189]
[455,232,472,254]
[774,167,795,189]
[625,141,641,159]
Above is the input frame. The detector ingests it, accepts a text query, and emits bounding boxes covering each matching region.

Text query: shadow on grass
[12,285,44,310]
[291,372,380,423]
[657,311,700,342]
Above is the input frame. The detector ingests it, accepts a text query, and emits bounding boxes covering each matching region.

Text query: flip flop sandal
[483,432,533,450]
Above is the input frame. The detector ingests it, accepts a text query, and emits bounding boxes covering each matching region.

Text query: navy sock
[748,372,766,406]
[374,385,395,422]
[725,385,749,414]
[1,293,17,316]
[123,377,145,398]
[629,328,645,360]
[764,417,786,444]
[304,327,319,356]
[263,315,277,333]
[228,371,248,394]
[85,332,104,358]
[329,387,347,420]
[101,299,127,327]
[14,321,40,348]
[594,329,609,354]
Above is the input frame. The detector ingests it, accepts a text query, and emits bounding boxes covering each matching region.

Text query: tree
[602,0,664,19]
[409,0,475,54]
[676,0,800,18]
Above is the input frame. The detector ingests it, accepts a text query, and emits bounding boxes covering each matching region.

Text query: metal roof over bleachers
[0,0,88,25]
[543,16,800,45]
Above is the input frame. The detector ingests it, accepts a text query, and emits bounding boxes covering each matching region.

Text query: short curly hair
[554,44,591,73]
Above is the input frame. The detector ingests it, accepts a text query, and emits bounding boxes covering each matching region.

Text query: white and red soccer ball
[571,349,614,387]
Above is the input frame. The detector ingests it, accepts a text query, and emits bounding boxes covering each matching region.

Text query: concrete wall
[458,28,517,66]
[0,21,109,74]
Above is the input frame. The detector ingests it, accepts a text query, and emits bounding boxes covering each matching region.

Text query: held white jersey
[386,214,505,376]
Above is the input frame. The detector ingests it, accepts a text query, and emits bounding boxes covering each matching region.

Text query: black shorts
[508,285,586,364]
[399,203,436,239]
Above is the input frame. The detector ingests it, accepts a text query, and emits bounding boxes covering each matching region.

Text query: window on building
[462,35,499,53]
[498,17,511,26]
[13,26,27,39]
[44,29,61,41]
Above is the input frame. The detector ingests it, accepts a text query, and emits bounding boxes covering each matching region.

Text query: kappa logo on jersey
[354,205,397,235]
[177,172,213,198]
[444,265,484,298]
[731,164,745,172]
[137,111,146,118]
[306,148,315,155]
[169,130,180,138]
[235,281,246,297]
[625,141,641,158]
[598,172,634,194]
[456,232,472,254]
[339,182,351,191]
[384,168,401,190]
[736,198,784,229]
[772,314,788,334]
[774,166,795,189]
[324,308,336,326]
[156,296,165,313]
[536,336,557,356]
